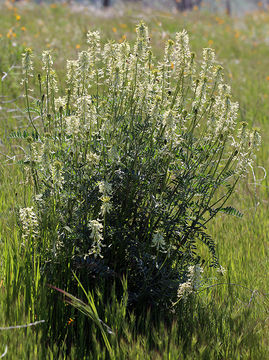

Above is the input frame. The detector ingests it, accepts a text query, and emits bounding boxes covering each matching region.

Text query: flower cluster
[177,265,204,301]
[19,207,38,244]
[232,124,261,176]
[98,181,113,217]
[151,230,166,252]
[88,220,105,258]
[21,48,33,81]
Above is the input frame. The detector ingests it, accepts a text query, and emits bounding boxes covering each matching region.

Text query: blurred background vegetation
[0,0,268,358]
[1,0,269,13]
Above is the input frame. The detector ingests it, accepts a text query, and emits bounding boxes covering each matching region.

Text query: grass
[0,1,268,358]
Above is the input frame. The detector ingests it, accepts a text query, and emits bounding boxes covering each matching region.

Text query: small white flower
[19,207,38,243]
[174,29,191,72]
[217,266,226,276]
[22,48,34,77]
[86,152,100,165]
[87,30,101,60]
[88,219,105,258]
[200,48,215,78]
[54,97,66,111]
[35,194,43,202]
[100,196,113,216]
[177,281,193,300]
[66,60,78,91]
[50,161,64,190]
[97,181,113,217]
[30,143,44,164]
[75,95,97,131]
[42,50,53,72]
[77,51,91,76]
[177,265,204,301]
[98,181,112,196]
[65,116,80,136]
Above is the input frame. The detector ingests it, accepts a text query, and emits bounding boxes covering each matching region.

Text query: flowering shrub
[17,23,260,309]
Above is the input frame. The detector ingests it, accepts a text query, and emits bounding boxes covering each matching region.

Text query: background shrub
[17,22,260,311]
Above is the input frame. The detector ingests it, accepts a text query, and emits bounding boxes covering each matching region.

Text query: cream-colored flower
[88,219,105,258]
[65,116,80,136]
[42,50,53,72]
[200,48,215,78]
[19,207,38,243]
[100,196,113,216]
[98,181,112,196]
[174,29,191,72]
[177,265,204,301]
[22,48,33,77]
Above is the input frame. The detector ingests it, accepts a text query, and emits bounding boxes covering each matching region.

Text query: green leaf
[219,206,243,218]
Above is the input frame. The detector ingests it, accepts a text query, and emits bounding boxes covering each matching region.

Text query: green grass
[0,2,268,358]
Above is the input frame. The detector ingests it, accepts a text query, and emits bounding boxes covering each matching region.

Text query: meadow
[0,1,268,359]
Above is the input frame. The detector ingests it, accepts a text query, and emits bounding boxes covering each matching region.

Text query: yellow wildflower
[7,29,13,39]
[234,31,240,39]
[119,34,126,43]
[67,318,74,325]
[215,17,224,25]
